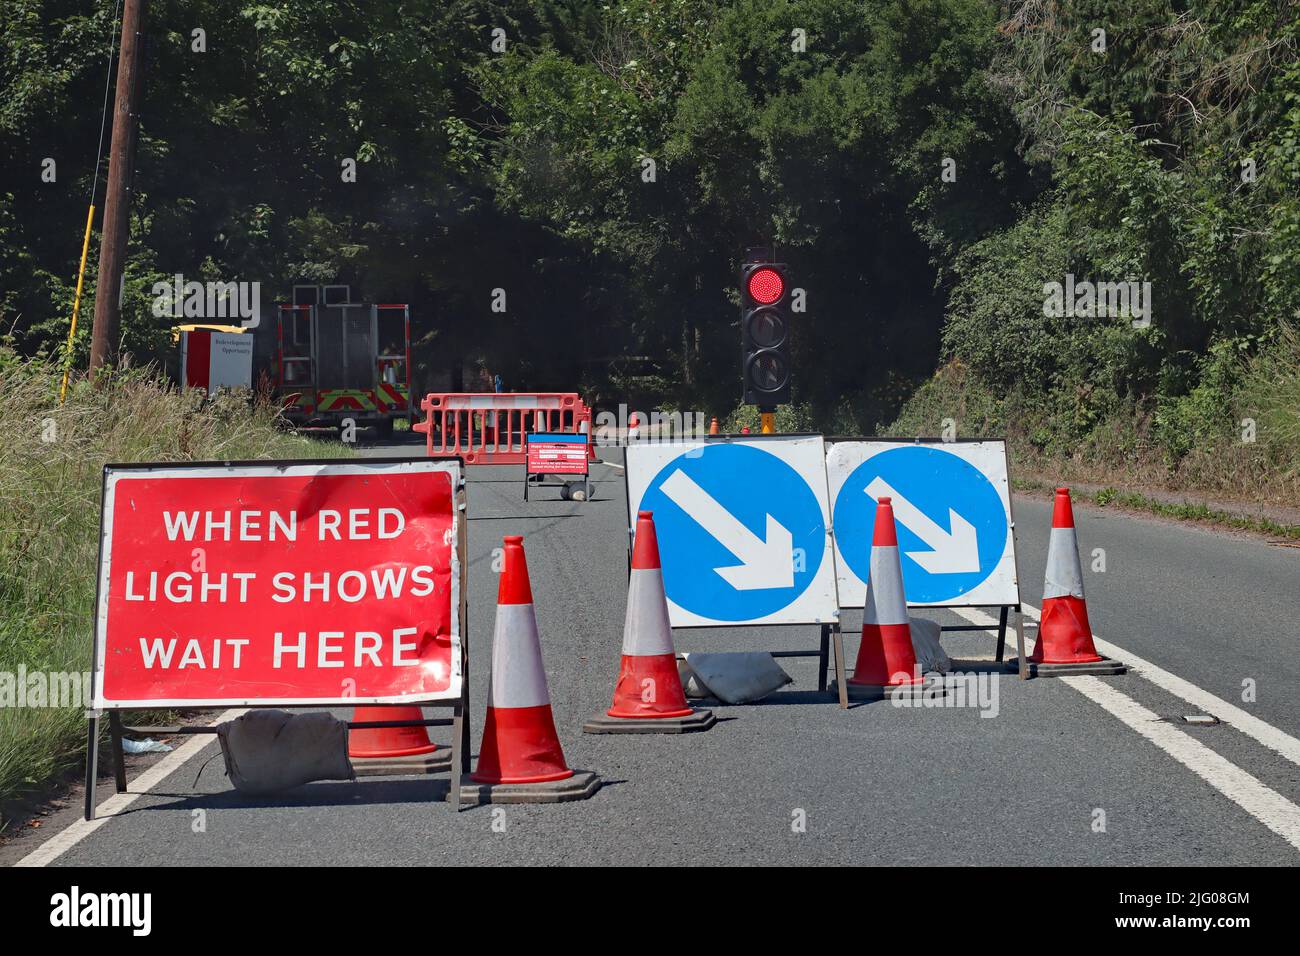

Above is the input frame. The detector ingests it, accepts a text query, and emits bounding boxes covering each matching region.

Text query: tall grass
[1238,322,1300,481]
[0,354,345,822]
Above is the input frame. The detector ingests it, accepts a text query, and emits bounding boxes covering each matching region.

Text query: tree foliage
[929,0,1300,468]
[2,0,1297,449]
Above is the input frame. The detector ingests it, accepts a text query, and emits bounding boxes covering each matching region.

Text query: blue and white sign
[625,436,839,627]
[827,440,1019,608]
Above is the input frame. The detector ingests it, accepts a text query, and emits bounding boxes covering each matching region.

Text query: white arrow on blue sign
[625,436,839,627]
[826,440,1020,608]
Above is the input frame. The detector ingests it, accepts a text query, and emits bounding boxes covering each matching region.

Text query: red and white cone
[465,535,600,803]
[1025,489,1125,676]
[847,497,945,698]
[583,512,715,734]
[849,497,921,686]
[348,705,447,775]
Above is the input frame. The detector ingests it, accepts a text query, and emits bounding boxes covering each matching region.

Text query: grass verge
[1013,475,1300,541]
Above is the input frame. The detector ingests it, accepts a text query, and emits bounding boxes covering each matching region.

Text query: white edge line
[1061,676,1300,851]
[951,603,1300,768]
[594,459,624,473]
[14,708,246,868]
[950,602,1300,851]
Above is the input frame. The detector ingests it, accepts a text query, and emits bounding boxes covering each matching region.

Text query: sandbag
[679,652,793,704]
[908,616,952,674]
[217,710,354,795]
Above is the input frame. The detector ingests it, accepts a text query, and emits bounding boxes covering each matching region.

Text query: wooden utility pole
[89,0,147,377]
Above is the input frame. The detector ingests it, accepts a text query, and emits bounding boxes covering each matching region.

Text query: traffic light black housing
[740,258,791,406]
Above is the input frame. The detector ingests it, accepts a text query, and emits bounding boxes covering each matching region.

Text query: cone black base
[1010,656,1127,677]
[581,708,716,735]
[350,749,451,776]
[458,770,601,805]
[844,677,950,701]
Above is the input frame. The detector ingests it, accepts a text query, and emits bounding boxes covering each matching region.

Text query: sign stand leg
[83,714,100,821]
[831,623,848,709]
[449,480,472,808]
[1015,605,1028,680]
[817,625,830,692]
[108,711,128,793]
[995,606,1009,662]
[460,661,472,777]
[449,700,465,809]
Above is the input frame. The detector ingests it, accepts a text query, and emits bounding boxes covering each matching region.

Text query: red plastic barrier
[413,393,596,465]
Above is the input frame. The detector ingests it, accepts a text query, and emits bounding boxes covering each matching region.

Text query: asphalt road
[17,434,1300,866]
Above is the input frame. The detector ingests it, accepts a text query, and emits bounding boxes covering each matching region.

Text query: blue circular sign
[639,443,825,621]
[833,446,1007,604]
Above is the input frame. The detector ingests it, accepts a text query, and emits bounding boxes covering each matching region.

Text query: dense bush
[892,2,1300,498]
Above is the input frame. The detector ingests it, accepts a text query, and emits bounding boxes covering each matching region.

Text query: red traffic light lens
[747,267,784,305]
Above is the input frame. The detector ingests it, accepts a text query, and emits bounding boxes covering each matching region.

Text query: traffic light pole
[760,409,776,434]
[89,0,148,378]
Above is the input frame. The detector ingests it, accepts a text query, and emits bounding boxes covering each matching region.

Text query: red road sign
[526,433,590,476]
[91,459,463,709]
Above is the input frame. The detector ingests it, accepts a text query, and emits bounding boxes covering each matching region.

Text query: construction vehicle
[274,285,412,435]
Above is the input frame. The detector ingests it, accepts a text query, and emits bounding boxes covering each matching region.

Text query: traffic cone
[584,512,715,734]
[464,535,600,803]
[1024,489,1125,676]
[348,706,447,775]
[847,497,945,699]
[708,417,719,436]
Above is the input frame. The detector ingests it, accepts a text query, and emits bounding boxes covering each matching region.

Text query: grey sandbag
[216,710,355,795]
[908,616,952,674]
[678,652,793,704]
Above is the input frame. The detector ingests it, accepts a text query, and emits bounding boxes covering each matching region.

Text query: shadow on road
[125,775,630,813]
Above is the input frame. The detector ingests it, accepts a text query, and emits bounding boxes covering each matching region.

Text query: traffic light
[740,255,791,407]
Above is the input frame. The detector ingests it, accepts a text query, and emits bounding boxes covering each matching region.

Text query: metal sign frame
[622,434,849,707]
[524,432,591,501]
[83,456,472,819]
[825,436,1027,678]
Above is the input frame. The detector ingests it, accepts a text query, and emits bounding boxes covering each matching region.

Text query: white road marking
[952,603,1300,768]
[1061,676,1300,851]
[953,603,1300,848]
[15,709,245,868]
[594,459,624,473]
